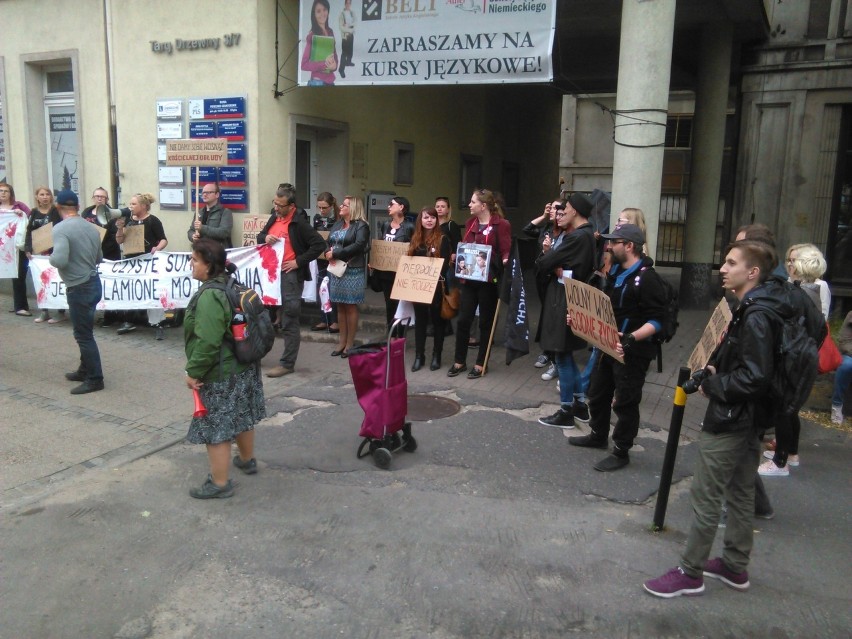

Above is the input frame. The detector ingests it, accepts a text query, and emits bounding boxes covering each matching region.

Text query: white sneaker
[763,450,800,466]
[534,354,550,368]
[831,404,843,424]
[555,380,560,392]
[541,363,557,381]
[757,459,789,477]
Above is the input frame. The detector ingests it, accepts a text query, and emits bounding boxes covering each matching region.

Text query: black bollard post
[652,366,692,532]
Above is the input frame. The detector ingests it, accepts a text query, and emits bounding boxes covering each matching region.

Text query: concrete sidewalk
[1,278,850,638]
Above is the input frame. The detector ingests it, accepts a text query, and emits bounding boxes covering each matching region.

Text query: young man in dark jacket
[257,186,326,377]
[568,223,667,471]
[644,240,781,598]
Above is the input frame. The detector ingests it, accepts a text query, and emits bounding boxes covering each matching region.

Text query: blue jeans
[832,354,852,406]
[579,347,599,397]
[66,275,103,382]
[555,351,579,410]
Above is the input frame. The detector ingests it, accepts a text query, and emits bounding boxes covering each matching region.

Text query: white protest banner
[29,243,284,310]
[391,255,444,304]
[0,213,22,278]
[564,278,624,364]
[687,298,733,373]
[298,0,557,87]
[370,239,409,271]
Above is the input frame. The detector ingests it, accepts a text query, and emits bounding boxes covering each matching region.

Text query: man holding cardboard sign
[568,223,668,472]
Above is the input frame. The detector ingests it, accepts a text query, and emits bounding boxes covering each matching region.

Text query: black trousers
[413,289,446,357]
[587,351,652,453]
[453,280,499,367]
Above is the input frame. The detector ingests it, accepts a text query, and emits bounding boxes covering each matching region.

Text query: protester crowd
[3,178,849,599]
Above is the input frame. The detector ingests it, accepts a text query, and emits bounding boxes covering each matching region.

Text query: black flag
[500,239,529,365]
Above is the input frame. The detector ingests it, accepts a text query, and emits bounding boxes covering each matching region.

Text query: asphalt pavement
[1,274,850,639]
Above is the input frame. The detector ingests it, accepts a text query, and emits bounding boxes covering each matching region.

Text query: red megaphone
[192,388,208,418]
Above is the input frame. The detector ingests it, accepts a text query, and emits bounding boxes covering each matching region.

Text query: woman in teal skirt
[184,238,266,499]
[323,195,370,357]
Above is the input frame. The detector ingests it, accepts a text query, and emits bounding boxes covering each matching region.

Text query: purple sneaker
[643,567,705,598]
[702,557,750,591]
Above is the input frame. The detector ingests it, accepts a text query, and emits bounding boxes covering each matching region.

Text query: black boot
[430,353,441,371]
[412,354,425,372]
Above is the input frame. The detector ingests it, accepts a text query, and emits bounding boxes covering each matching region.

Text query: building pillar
[610,0,677,259]
[680,23,733,309]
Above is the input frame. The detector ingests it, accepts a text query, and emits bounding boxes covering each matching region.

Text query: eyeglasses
[316,204,331,211]
[786,258,795,264]
[201,190,217,195]
[272,201,293,209]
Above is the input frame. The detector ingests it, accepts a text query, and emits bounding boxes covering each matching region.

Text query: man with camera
[567,223,667,471]
[644,240,781,598]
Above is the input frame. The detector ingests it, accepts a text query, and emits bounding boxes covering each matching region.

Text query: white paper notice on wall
[157,122,183,139]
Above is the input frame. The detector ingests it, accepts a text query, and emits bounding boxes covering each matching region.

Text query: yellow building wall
[1,0,562,253]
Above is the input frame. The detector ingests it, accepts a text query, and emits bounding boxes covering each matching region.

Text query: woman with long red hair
[407,207,452,372]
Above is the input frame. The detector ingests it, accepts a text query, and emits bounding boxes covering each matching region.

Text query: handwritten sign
[687,299,733,373]
[565,278,624,363]
[391,256,444,304]
[32,223,53,255]
[165,138,228,166]
[370,239,409,272]
[242,215,266,246]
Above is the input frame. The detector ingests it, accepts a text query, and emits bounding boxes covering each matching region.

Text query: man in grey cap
[568,222,668,471]
[50,189,105,394]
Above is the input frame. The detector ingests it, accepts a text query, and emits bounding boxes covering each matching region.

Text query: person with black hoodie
[644,240,781,598]
[568,223,667,471]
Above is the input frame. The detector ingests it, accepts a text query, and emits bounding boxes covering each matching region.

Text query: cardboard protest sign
[564,278,624,364]
[317,230,329,240]
[165,138,228,166]
[31,223,53,255]
[94,225,107,244]
[687,299,733,373]
[370,239,409,272]
[391,256,444,304]
[242,215,265,246]
[122,225,146,255]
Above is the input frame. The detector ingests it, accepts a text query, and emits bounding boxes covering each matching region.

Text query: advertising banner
[29,244,283,310]
[298,0,557,86]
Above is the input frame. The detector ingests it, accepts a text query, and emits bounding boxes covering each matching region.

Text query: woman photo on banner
[301,0,339,86]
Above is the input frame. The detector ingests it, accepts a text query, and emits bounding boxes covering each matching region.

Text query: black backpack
[744,280,824,417]
[190,275,276,366]
[635,267,679,372]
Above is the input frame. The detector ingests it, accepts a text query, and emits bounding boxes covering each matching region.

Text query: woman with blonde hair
[759,242,830,477]
[25,186,63,323]
[115,192,169,337]
[784,243,830,317]
[323,195,370,357]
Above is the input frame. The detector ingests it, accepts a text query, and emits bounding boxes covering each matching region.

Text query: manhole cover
[407,394,461,421]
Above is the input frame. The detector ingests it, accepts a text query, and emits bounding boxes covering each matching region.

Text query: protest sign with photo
[564,278,624,363]
[687,299,733,373]
[390,256,444,304]
[370,239,409,272]
[455,243,491,282]
[29,243,284,310]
